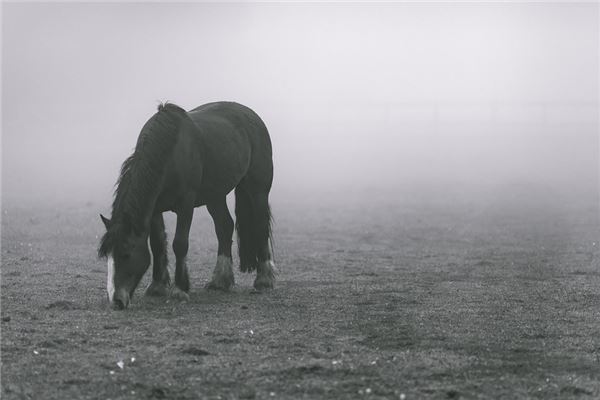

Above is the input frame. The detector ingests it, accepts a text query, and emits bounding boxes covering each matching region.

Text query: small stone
[2,316,11,322]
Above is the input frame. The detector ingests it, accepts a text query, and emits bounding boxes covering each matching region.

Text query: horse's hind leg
[145,213,171,297]
[251,190,275,291]
[206,197,235,290]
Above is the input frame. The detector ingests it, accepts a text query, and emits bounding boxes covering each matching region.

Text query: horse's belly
[196,130,251,201]
[196,160,248,204]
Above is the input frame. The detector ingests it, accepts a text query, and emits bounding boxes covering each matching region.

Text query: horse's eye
[122,254,131,260]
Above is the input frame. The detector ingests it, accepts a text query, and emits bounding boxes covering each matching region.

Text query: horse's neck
[114,173,163,232]
[134,183,162,231]
[113,114,179,226]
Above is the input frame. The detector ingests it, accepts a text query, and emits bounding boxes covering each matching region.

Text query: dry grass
[2,186,599,399]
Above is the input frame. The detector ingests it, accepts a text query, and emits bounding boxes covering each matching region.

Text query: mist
[2,2,598,208]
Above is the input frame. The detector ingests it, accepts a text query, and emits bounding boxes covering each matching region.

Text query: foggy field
[2,185,599,399]
[0,1,600,400]
[2,3,599,398]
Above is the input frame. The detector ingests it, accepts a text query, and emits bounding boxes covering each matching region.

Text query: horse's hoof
[207,255,234,291]
[253,278,274,291]
[206,280,233,291]
[170,286,190,302]
[253,260,275,291]
[206,273,234,291]
[145,282,169,297]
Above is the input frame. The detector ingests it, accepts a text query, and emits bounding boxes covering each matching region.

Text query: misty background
[2,2,598,209]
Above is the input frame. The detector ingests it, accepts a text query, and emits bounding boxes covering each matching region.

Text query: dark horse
[98,102,274,310]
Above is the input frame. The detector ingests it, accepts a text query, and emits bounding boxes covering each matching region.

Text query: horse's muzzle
[111,289,130,310]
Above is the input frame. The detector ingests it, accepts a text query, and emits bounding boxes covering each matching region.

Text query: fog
[2,2,598,208]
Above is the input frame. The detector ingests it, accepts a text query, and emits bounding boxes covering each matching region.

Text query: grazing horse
[98,102,275,310]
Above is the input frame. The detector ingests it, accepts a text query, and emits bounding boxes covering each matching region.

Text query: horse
[98,101,275,310]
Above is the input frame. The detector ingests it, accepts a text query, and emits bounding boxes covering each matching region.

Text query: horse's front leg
[145,213,171,297]
[171,202,194,301]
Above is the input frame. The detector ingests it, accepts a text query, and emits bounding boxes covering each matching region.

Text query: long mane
[98,102,186,258]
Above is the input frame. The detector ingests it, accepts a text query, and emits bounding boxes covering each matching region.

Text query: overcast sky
[2,2,598,206]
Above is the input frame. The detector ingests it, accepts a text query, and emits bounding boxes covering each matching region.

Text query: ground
[1,185,599,399]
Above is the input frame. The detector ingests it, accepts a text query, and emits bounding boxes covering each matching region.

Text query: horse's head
[98,214,150,310]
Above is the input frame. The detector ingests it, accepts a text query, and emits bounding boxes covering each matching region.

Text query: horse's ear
[100,214,111,230]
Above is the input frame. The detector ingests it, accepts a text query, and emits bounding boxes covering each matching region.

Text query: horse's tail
[234,186,273,272]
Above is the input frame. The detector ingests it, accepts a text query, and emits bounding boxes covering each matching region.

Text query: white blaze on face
[107,253,115,302]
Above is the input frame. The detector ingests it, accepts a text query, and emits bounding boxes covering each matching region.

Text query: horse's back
[185,102,272,198]
[188,102,268,137]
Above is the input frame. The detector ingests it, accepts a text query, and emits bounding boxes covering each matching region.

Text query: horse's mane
[98,102,186,258]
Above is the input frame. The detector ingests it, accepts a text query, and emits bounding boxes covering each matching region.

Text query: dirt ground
[2,185,599,399]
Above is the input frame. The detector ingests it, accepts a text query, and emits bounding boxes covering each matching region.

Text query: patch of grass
[2,192,599,399]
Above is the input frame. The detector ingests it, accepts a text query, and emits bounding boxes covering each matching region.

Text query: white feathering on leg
[207,255,234,290]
